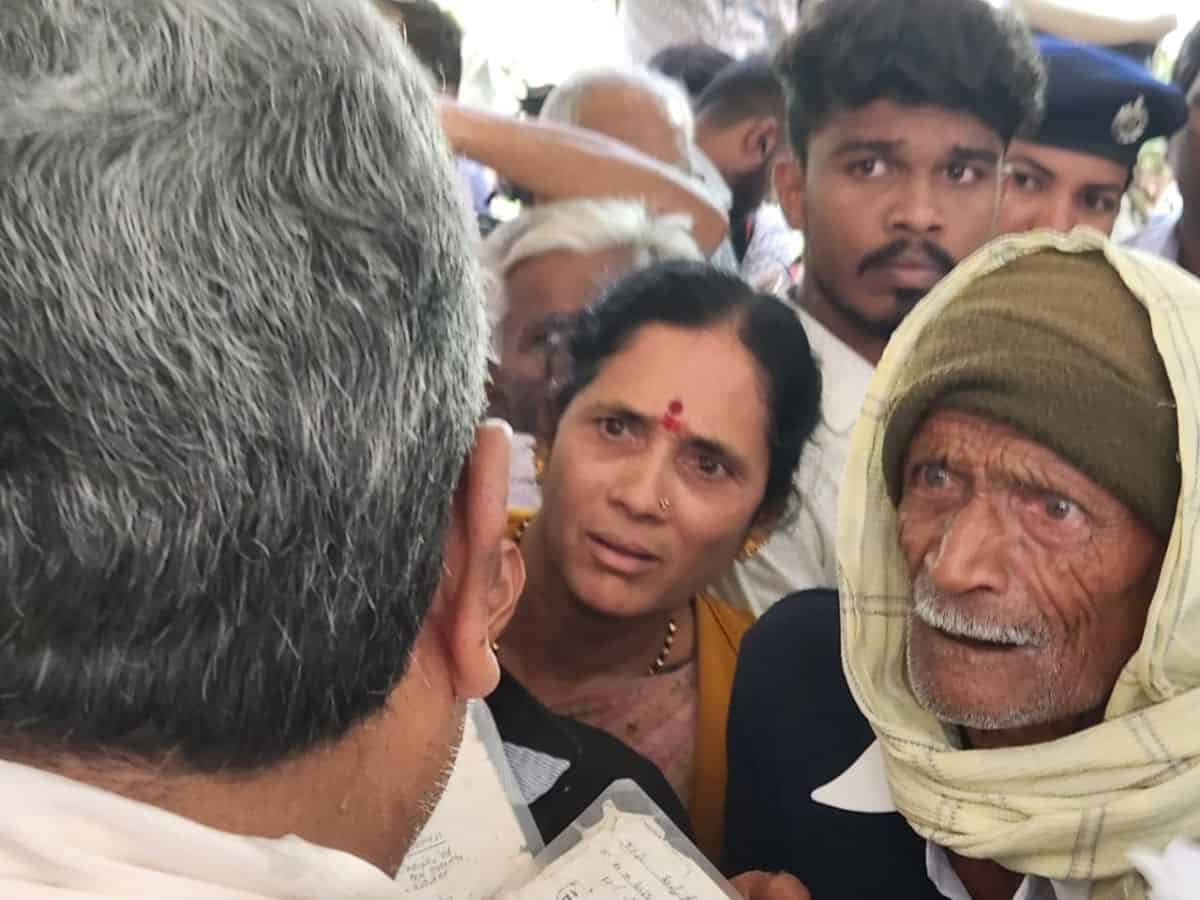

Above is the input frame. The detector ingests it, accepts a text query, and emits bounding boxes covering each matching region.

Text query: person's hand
[729,870,811,900]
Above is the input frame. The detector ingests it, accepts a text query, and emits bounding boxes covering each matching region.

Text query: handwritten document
[500,800,733,900]
[396,701,538,899]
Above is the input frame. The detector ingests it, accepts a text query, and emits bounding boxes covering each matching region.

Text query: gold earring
[532,439,548,484]
[737,530,767,562]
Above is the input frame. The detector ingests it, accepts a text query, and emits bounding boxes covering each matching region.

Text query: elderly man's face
[496,246,634,434]
[896,410,1164,735]
[782,100,1004,343]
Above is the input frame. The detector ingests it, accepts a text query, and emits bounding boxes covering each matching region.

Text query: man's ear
[741,117,780,166]
[488,539,525,643]
[432,419,513,701]
[774,155,807,231]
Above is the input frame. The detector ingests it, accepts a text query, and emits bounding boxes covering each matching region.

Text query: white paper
[1130,839,1200,900]
[396,700,540,899]
[499,800,732,900]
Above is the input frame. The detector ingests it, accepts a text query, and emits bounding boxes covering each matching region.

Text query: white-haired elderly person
[538,65,744,270]
[440,85,728,257]
[483,198,703,509]
[724,228,1200,899]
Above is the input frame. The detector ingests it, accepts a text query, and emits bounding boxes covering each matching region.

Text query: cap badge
[1112,95,1149,146]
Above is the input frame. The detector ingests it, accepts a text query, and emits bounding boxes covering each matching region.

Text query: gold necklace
[647,617,679,676]
[511,515,680,677]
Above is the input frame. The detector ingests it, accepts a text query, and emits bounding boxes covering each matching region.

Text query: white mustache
[911,571,1048,648]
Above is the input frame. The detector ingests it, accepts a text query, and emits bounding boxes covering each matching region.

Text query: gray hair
[539,66,696,173]
[0,0,487,769]
[483,198,703,336]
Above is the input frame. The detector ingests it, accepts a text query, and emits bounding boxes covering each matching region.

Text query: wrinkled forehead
[905,408,1051,464]
[503,246,635,322]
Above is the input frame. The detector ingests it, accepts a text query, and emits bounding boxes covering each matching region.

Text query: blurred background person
[540,65,738,267]
[483,198,703,508]
[692,57,802,289]
[649,42,735,100]
[375,0,499,219]
[442,96,727,254]
[1127,19,1200,278]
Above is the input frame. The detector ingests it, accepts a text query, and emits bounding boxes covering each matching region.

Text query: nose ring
[658,496,672,512]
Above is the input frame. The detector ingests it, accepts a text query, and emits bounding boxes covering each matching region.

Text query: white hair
[539,66,696,174]
[482,198,703,334]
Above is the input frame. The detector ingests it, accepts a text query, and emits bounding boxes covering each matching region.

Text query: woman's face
[539,321,771,618]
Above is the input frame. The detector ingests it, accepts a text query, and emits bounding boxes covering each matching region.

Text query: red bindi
[660,399,685,432]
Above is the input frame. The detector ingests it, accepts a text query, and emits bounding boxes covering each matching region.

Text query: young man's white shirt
[713,307,874,615]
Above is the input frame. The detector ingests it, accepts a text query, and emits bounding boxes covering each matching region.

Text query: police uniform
[1029,35,1188,172]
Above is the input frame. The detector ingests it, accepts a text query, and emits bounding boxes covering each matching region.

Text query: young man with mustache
[714,0,1045,611]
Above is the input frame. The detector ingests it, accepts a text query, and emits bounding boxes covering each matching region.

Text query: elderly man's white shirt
[0,759,403,899]
[814,743,1092,900]
[713,308,873,614]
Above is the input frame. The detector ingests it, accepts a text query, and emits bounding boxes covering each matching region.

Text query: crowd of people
[2,0,1200,898]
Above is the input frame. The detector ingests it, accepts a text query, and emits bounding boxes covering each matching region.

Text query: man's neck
[947,708,1105,898]
[7,681,456,876]
[963,706,1103,752]
[501,517,696,692]
[795,276,887,365]
[947,851,1024,900]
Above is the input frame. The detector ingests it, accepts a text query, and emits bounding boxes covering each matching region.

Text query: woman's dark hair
[552,261,821,523]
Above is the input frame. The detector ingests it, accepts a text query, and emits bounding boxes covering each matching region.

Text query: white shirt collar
[810,739,896,813]
[812,742,1091,900]
[796,308,876,435]
[0,759,400,899]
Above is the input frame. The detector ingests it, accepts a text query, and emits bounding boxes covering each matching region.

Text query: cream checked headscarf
[838,228,1200,900]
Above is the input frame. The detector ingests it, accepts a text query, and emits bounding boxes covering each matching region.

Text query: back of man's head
[647,43,735,100]
[0,0,486,771]
[694,56,783,131]
[539,67,695,171]
[776,0,1045,161]
[376,0,463,95]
